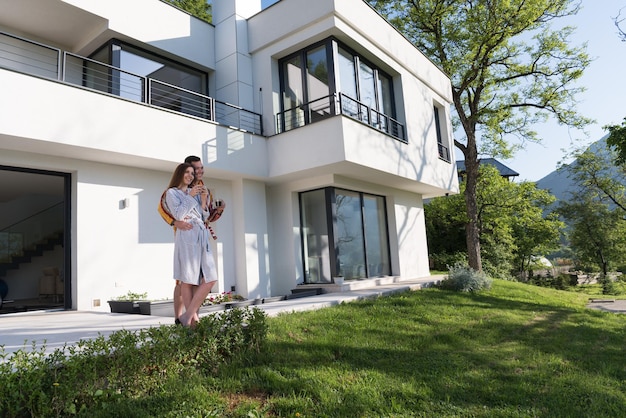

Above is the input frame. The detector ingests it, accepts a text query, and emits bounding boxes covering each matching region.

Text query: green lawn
[224,280,626,417]
[86,280,626,417]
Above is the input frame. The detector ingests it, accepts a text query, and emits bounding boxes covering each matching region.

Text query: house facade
[0,0,458,312]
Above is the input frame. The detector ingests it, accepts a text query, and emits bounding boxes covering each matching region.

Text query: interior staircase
[0,232,63,277]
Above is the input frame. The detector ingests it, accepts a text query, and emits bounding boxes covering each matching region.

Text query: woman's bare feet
[178,311,197,328]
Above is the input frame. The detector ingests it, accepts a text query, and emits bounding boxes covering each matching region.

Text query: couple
[160,156,224,328]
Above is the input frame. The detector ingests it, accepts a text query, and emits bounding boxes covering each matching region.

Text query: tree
[606,118,626,166]
[558,196,626,275]
[425,165,563,278]
[558,138,626,275]
[163,0,212,23]
[369,0,590,271]
[567,139,626,214]
[475,165,562,278]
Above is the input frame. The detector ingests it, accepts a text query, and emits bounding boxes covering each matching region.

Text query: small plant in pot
[108,291,148,314]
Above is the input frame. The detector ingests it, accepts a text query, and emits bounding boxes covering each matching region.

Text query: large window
[278,38,399,138]
[300,187,390,284]
[88,40,208,115]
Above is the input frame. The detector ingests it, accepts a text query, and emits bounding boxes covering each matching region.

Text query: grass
[16,279,626,417]
[205,279,626,417]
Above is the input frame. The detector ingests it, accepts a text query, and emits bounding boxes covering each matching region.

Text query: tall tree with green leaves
[369,0,591,272]
[606,118,626,166]
[558,195,626,275]
[163,0,212,23]
[567,138,626,213]
[426,165,563,279]
[558,137,626,275]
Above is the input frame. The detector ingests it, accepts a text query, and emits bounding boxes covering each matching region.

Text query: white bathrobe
[165,187,217,284]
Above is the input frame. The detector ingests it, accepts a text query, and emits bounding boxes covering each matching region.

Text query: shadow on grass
[234,286,626,416]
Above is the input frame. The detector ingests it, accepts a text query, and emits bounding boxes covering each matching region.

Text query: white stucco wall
[248,0,459,196]
[0,149,244,311]
[0,0,458,311]
[64,0,215,69]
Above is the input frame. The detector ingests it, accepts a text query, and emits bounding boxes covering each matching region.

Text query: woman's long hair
[167,163,194,189]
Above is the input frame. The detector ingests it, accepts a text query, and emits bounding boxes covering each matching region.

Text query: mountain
[535,134,611,203]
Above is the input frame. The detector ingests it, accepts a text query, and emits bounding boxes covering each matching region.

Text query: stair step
[287,288,323,299]
[0,231,63,277]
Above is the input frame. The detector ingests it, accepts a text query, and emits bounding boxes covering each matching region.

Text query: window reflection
[334,190,366,279]
[279,38,396,129]
[300,187,390,284]
[87,40,207,115]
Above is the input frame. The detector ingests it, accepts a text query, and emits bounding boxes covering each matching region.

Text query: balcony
[0,31,262,135]
[276,93,406,143]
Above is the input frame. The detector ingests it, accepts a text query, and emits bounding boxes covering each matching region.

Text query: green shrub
[0,307,267,417]
[529,273,574,290]
[598,275,619,295]
[113,290,147,301]
[430,252,467,271]
[438,263,493,292]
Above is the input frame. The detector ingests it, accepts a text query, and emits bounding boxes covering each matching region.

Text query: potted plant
[138,298,175,316]
[107,291,148,314]
[333,275,345,285]
[199,291,249,312]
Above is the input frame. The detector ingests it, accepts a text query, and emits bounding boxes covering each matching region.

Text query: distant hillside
[535,134,610,203]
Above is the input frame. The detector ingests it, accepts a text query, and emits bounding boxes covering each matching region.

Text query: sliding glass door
[300,187,390,283]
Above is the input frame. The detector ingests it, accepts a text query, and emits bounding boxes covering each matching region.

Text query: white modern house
[0,0,458,313]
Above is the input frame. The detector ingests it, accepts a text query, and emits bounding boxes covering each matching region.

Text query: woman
[165,163,217,327]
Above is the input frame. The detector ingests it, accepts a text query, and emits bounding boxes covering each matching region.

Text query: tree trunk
[463,144,482,272]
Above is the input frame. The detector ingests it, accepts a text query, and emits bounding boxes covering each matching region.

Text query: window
[278,38,401,139]
[87,40,208,116]
[434,105,450,162]
[300,187,391,284]
[279,41,334,131]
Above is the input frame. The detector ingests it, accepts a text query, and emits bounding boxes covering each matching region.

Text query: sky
[473,1,626,182]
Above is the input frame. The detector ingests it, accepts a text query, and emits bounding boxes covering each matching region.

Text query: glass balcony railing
[0,31,262,135]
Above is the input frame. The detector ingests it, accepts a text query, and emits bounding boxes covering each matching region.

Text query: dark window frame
[299,186,391,284]
[89,38,209,96]
[434,104,451,163]
[278,37,397,131]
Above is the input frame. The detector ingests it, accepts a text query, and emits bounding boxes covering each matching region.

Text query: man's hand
[173,220,192,230]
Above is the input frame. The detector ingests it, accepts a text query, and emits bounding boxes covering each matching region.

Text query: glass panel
[375,72,393,131]
[363,195,390,277]
[306,46,332,123]
[337,47,358,118]
[84,42,207,117]
[118,45,204,94]
[282,55,305,130]
[300,189,331,284]
[434,105,443,144]
[334,189,366,280]
[358,61,376,123]
[0,33,59,79]
[306,46,329,101]
[337,47,357,98]
[377,72,393,116]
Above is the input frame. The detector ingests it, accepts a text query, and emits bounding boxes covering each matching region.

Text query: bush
[0,307,267,417]
[430,252,468,271]
[438,263,493,292]
[598,275,619,296]
[529,273,573,290]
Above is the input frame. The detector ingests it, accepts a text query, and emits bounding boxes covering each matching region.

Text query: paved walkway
[0,276,440,357]
[2,276,624,359]
[586,298,626,314]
